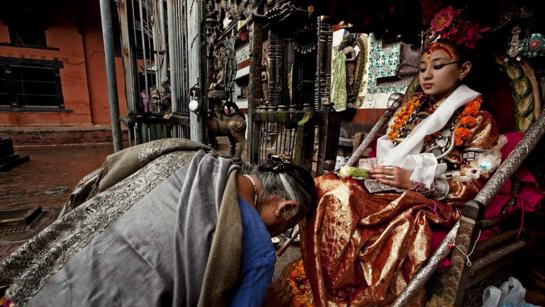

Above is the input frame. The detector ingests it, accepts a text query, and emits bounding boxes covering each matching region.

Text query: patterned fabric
[360,34,412,109]
[288,174,459,306]
[330,50,348,111]
[286,260,314,307]
[484,132,545,219]
[61,138,209,215]
[96,138,209,193]
[0,296,13,307]
[0,139,211,305]
[0,151,195,305]
[387,93,501,203]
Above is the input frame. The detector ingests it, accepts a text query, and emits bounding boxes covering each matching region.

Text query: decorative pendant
[432,148,443,157]
[507,26,524,60]
[436,138,448,147]
[441,129,452,137]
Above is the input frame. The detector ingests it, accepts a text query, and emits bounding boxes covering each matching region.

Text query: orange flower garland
[287,260,314,307]
[388,94,481,146]
[387,93,424,141]
[454,96,481,145]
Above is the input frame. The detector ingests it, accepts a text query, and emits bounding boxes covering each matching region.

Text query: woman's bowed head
[238,157,317,237]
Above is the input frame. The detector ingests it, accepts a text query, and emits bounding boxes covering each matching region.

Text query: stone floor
[0,144,113,260]
[0,144,113,212]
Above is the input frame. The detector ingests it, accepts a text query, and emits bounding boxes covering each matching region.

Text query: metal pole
[391,222,461,307]
[475,99,545,205]
[187,0,204,142]
[346,93,404,166]
[138,0,150,99]
[100,0,123,152]
[181,0,187,111]
[167,0,179,114]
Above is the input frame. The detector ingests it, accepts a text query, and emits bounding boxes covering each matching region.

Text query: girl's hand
[369,166,413,189]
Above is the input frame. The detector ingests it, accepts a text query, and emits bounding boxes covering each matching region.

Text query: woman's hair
[252,158,317,220]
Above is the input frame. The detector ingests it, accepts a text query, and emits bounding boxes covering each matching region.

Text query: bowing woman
[0,139,316,307]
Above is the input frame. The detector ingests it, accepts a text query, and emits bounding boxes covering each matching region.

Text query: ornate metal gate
[116,0,194,145]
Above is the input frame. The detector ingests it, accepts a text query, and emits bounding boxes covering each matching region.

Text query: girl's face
[418,44,471,101]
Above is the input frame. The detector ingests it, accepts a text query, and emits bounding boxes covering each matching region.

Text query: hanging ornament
[525,33,545,58]
[507,26,524,60]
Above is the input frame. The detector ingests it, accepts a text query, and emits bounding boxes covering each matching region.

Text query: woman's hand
[369,166,413,189]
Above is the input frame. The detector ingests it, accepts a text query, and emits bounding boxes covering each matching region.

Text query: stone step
[0,153,30,172]
[0,138,15,158]
[0,207,43,230]
[1,128,129,147]
[0,137,30,171]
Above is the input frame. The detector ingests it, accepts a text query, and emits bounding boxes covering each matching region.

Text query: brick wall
[0,0,127,129]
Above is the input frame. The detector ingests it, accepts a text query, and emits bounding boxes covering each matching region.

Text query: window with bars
[0,57,64,110]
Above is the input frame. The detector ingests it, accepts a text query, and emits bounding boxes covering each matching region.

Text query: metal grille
[117,0,193,144]
[252,107,318,169]
[125,114,190,146]
[12,65,62,108]
[0,57,63,110]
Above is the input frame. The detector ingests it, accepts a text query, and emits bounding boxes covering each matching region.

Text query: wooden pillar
[248,20,264,163]
[116,0,139,113]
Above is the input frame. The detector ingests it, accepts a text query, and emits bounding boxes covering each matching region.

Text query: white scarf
[376,84,480,187]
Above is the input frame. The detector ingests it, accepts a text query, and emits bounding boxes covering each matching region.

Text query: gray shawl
[0,139,243,307]
[173,149,243,306]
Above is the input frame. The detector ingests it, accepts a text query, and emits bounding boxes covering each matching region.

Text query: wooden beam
[116,0,139,113]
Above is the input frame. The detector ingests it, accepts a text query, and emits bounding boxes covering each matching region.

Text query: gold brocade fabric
[287,173,460,307]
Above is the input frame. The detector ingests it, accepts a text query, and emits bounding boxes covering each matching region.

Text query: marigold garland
[454,96,481,145]
[387,93,425,141]
[387,94,481,146]
[287,260,314,307]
